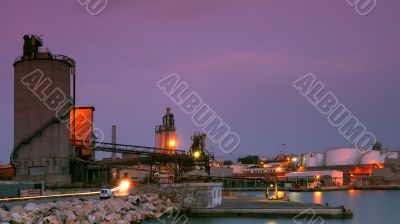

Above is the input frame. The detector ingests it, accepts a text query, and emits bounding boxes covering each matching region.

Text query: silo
[302,152,324,167]
[325,148,363,166]
[155,107,177,152]
[11,35,74,187]
[380,152,398,162]
[361,150,381,164]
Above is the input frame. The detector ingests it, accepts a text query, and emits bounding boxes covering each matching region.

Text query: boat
[265,180,288,201]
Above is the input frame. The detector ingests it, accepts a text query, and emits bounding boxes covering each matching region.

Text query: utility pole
[282,144,286,156]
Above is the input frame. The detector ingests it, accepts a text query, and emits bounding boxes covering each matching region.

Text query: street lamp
[193,151,200,159]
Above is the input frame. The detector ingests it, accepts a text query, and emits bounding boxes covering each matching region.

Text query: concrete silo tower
[155,107,177,151]
[11,35,75,187]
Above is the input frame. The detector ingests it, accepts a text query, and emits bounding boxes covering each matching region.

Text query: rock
[123,201,134,210]
[38,203,52,214]
[0,208,11,222]
[128,195,140,203]
[61,210,76,223]
[157,204,166,212]
[88,211,104,223]
[105,213,121,221]
[139,195,148,203]
[141,203,155,211]
[10,212,23,224]
[42,215,62,224]
[23,203,39,213]
[123,213,132,222]
[154,212,164,219]
[1,190,174,224]
[104,199,124,213]
[10,206,24,215]
[164,206,174,215]
[24,213,41,224]
[147,196,156,202]
[73,204,92,217]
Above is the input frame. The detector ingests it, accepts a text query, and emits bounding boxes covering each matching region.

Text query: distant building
[285,170,344,186]
[0,165,15,180]
[210,167,233,177]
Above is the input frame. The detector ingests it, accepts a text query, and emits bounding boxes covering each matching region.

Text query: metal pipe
[112,125,117,159]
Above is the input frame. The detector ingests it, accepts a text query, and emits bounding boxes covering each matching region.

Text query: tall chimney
[112,125,116,159]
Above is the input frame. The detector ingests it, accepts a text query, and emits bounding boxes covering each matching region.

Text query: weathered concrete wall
[0,181,43,198]
[162,183,223,209]
[137,183,223,209]
[13,59,73,187]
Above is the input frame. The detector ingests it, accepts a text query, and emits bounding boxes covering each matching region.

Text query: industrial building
[301,148,398,168]
[9,35,206,189]
[10,35,111,188]
[299,144,400,185]
[285,170,344,188]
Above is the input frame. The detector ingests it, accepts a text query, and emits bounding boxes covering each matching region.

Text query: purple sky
[1,0,399,162]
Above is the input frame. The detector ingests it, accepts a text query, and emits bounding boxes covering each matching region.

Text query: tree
[223,160,234,165]
[237,155,260,164]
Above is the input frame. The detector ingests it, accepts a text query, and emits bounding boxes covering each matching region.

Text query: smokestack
[112,125,116,159]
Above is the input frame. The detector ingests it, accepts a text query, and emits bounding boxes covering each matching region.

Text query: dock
[185,194,353,218]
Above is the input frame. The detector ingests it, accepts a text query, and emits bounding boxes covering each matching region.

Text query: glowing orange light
[193,151,200,158]
[169,139,176,148]
[120,180,130,190]
[316,175,320,179]
[114,180,131,196]
[276,167,282,172]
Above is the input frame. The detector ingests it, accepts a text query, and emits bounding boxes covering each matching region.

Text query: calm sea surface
[144,190,400,224]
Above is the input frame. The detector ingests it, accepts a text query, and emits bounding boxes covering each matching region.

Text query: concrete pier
[185,194,353,218]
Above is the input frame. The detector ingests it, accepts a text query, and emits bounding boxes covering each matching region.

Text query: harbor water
[145,190,400,224]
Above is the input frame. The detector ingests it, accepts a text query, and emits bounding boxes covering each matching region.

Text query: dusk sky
[1,0,399,162]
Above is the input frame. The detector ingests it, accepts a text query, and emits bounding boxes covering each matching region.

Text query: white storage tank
[325,148,363,166]
[302,152,324,167]
[361,150,382,164]
[381,152,398,162]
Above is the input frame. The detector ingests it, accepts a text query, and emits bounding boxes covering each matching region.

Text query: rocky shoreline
[0,191,177,224]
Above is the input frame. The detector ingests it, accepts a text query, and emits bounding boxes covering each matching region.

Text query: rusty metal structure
[155,107,177,150]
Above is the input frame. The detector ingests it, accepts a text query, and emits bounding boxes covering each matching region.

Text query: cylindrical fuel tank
[361,150,381,164]
[302,152,324,167]
[325,148,363,166]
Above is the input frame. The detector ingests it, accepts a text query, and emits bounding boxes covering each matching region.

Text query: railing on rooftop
[14,53,74,66]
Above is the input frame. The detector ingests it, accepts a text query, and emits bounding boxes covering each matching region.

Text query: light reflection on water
[313,191,322,204]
